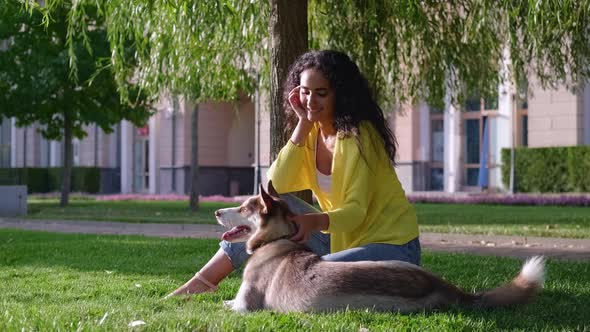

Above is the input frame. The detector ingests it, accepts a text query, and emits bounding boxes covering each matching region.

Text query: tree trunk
[60,110,73,207]
[509,91,518,194]
[269,0,312,203]
[269,0,308,159]
[189,104,199,212]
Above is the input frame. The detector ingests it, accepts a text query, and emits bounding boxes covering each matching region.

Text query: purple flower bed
[95,194,238,203]
[407,193,590,207]
[32,192,590,207]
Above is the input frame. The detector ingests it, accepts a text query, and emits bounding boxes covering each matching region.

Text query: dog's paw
[223,300,235,309]
[223,299,250,313]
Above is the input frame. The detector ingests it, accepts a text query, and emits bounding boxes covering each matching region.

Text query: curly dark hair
[283,50,398,165]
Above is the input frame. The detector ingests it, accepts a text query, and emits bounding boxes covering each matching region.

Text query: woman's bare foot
[165,272,217,298]
[164,249,235,299]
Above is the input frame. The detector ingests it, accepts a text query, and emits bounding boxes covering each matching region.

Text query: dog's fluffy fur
[215,182,545,313]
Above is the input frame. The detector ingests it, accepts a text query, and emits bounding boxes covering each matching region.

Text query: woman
[167,50,420,297]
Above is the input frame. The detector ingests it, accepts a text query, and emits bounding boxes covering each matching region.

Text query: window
[429,106,444,114]
[522,115,528,147]
[144,139,149,189]
[465,97,481,112]
[73,139,80,166]
[430,168,444,191]
[465,168,479,186]
[0,117,11,167]
[484,97,498,110]
[431,119,444,162]
[465,91,498,112]
[518,81,529,109]
[465,119,480,164]
[133,138,149,192]
[40,137,50,167]
[429,114,444,191]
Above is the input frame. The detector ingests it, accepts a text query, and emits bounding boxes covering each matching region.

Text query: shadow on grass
[416,203,590,227]
[423,254,590,331]
[444,287,590,331]
[26,200,237,224]
[0,229,220,278]
[1,229,588,331]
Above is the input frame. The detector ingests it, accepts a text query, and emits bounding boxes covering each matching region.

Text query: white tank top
[315,136,332,196]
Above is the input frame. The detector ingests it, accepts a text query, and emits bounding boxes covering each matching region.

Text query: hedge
[0,167,101,193]
[501,146,590,193]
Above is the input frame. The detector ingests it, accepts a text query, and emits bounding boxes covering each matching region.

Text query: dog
[215,181,545,313]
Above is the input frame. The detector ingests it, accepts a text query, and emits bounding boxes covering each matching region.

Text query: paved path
[1,218,589,261]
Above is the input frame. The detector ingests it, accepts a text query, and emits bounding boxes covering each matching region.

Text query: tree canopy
[0,0,151,140]
[310,0,590,108]
[33,0,590,111]
[1,0,152,206]
[37,0,270,103]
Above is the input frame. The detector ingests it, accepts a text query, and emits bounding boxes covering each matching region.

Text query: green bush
[73,167,100,193]
[0,167,101,193]
[502,146,590,193]
[0,168,21,186]
[22,168,51,193]
[567,147,590,192]
[47,168,62,192]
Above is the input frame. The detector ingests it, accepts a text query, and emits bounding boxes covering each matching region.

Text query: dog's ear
[267,180,280,198]
[259,183,273,214]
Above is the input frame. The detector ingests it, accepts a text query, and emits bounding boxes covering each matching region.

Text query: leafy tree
[0,1,152,206]
[310,1,590,109]
[32,1,269,210]
[33,0,590,194]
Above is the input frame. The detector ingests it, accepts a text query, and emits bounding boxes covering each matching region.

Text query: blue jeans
[220,194,421,269]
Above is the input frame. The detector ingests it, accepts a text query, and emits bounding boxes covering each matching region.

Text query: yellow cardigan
[267,122,419,253]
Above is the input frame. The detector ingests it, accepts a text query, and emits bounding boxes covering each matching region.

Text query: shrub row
[501,146,590,193]
[0,167,101,193]
[408,193,590,206]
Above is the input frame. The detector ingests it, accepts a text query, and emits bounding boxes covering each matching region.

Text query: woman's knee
[322,241,421,265]
[219,240,250,269]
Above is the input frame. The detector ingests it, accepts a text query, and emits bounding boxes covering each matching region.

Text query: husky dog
[215,182,545,313]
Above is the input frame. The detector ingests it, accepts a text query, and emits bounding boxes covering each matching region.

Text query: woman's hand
[288,85,308,122]
[289,213,329,243]
[288,86,313,145]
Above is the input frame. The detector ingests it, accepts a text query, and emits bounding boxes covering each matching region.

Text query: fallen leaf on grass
[129,320,146,327]
[98,312,108,325]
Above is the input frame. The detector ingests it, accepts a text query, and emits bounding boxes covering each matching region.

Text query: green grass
[416,203,590,239]
[24,199,590,239]
[25,199,235,224]
[0,229,588,331]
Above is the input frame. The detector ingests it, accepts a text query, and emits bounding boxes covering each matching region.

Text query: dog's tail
[462,256,545,308]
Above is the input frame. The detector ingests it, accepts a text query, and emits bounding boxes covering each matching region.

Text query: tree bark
[509,92,518,194]
[189,104,199,212]
[269,0,312,203]
[60,110,73,207]
[269,0,308,159]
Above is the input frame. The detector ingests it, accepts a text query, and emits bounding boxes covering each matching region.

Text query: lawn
[26,199,234,224]
[416,203,590,239]
[24,199,590,238]
[0,229,588,331]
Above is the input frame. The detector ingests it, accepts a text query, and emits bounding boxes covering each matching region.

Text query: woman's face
[299,68,335,124]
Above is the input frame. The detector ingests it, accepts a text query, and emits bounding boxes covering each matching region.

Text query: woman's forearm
[315,212,330,231]
[290,120,313,146]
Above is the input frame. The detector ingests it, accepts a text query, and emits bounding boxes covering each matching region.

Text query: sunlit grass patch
[1,229,589,331]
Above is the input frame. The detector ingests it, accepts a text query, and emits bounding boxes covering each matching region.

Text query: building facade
[0,95,256,196]
[2,77,590,195]
[389,79,590,193]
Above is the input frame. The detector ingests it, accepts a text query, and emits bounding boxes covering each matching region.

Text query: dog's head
[215,181,297,254]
